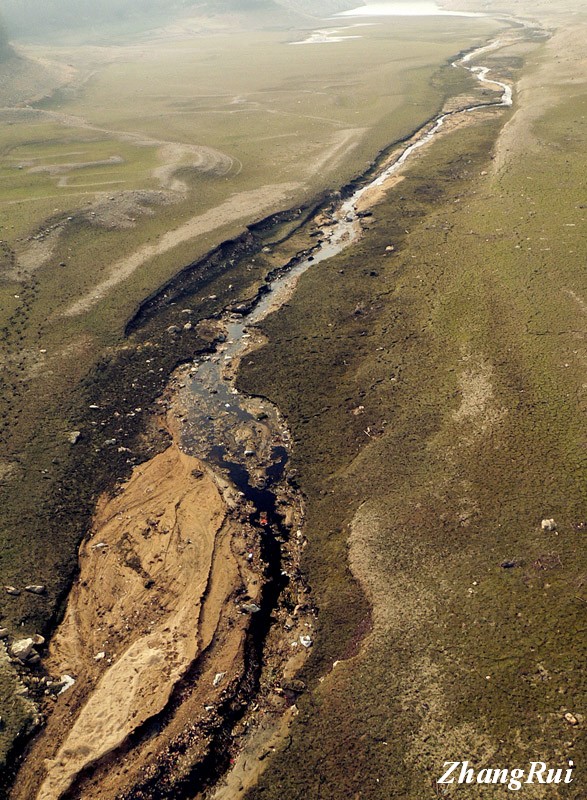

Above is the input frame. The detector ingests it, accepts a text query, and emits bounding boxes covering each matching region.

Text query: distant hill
[0,13,13,60]
[1,0,362,40]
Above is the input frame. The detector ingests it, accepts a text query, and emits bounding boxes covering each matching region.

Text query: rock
[541,518,557,531]
[299,635,313,648]
[57,675,75,695]
[4,586,20,596]
[167,325,181,335]
[385,245,395,252]
[244,448,255,457]
[183,322,193,331]
[94,652,105,661]
[0,628,9,638]
[32,634,45,646]
[10,638,35,661]
[500,561,517,569]
[213,672,226,687]
[241,602,261,614]
[67,431,81,444]
[564,712,579,726]
[25,585,46,595]
[103,438,117,447]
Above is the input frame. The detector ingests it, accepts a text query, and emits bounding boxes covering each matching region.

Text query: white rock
[10,638,35,661]
[213,672,226,687]
[541,518,556,531]
[58,675,76,695]
[25,585,46,595]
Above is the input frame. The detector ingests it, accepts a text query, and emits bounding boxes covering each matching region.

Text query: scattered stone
[167,325,181,335]
[57,675,75,695]
[25,585,46,595]
[103,438,117,447]
[385,245,395,252]
[181,308,193,314]
[183,322,193,331]
[94,652,105,661]
[541,518,557,531]
[213,672,226,687]
[89,404,100,410]
[4,586,20,596]
[299,635,313,648]
[564,712,579,726]
[10,638,35,661]
[241,602,261,614]
[67,431,82,445]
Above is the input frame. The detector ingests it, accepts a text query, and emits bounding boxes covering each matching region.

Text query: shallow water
[337,2,486,18]
[179,36,512,495]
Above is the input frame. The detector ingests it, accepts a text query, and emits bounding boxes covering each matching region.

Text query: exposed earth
[1,0,586,798]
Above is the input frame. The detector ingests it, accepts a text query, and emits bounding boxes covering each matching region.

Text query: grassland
[0,10,504,773]
[236,21,587,799]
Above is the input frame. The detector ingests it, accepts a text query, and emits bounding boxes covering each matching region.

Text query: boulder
[541,518,556,531]
[10,638,35,661]
[67,431,82,445]
[4,586,20,596]
[25,585,46,595]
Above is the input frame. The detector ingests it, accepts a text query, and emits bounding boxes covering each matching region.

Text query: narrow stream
[131,37,515,800]
[175,37,513,488]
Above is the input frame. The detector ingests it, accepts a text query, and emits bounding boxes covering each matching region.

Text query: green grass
[237,45,587,800]
[0,10,505,774]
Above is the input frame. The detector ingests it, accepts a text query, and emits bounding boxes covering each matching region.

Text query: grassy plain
[238,21,587,800]
[0,10,502,771]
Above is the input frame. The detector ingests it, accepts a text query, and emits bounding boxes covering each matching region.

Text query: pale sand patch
[452,350,507,434]
[62,182,299,317]
[31,443,243,800]
[354,174,405,213]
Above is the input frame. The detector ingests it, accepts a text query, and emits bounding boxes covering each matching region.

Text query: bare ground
[12,437,260,800]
